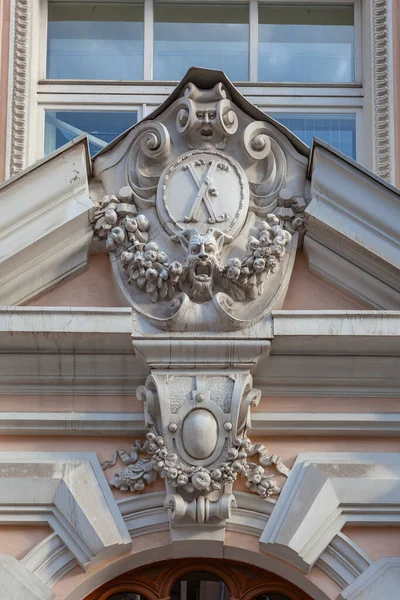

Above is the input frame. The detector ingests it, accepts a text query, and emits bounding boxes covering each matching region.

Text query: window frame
[28,0,366,165]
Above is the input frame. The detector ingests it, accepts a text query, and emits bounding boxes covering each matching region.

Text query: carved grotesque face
[181,228,223,300]
[195,105,218,143]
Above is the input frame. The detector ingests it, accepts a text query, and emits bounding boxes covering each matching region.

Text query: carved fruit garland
[101,429,289,499]
[93,186,305,303]
[94,187,184,303]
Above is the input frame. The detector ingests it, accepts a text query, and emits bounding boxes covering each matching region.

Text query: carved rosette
[93,74,309,331]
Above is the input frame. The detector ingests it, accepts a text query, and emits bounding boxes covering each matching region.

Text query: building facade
[0,2,400,599]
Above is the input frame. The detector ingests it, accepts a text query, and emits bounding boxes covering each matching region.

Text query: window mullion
[249,0,258,81]
[143,0,154,80]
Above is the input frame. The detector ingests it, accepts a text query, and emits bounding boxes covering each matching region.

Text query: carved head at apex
[176,82,239,149]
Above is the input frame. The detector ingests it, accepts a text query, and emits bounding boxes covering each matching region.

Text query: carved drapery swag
[95,70,310,529]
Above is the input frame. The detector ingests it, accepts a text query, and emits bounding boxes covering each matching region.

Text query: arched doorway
[84,559,313,600]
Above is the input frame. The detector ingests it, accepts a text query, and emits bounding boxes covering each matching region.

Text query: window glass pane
[154,3,249,81]
[271,113,356,158]
[47,2,144,80]
[44,111,137,157]
[170,571,230,600]
[259,5,355,82]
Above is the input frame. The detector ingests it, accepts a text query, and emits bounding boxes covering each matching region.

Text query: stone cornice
[1,411,399,437]
[306,140,400,308]
[0,308,399,397]
[0,137,94,305]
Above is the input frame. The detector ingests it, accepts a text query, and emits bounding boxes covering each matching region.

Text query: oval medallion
[157,149,249,238]
[182,409,218,460]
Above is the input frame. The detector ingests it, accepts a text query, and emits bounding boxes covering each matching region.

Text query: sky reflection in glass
[259,5,355,83]
[272,113,356,158]
[44,111,137,157]
[154,4,249,81]
[47,3,144,80]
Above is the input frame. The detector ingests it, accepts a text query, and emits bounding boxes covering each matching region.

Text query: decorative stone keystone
[102,317,289,539]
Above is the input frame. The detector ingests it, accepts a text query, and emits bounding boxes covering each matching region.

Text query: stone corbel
[102,315,290,540]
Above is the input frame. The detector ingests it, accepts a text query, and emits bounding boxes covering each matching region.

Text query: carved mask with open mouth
[180,228,225,300]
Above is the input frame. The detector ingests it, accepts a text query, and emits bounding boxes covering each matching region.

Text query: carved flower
[266,214,280,226]
[136,214,149,231]
[169,261,183,275]
[227,448,239,460]
[211,468,222,481]
[227,266,240,280]
[125,217,138,232]
[253,257,265,272]
[157,251,168,264]
[267,256,278,270]
[144,250,157,263]
[145,268,158,281]
[165,467,178,479]
[104,208,118,225]
[227,257,241,269]
[145,242,159,252]
[177,473,189,486]
[232,460,245,473]
[192,470,211,491]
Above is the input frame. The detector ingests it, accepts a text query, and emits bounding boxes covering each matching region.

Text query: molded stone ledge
[0,452,131,569]
[339,557,400,600]
[260,453,400,572]
[0,555,54,600]
[0,136,94,305]
[306,140,400,308]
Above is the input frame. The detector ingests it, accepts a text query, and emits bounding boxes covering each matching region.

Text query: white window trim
[5,0,392,181]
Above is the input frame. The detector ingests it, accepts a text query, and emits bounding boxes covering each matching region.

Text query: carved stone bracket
[102,318,289,538]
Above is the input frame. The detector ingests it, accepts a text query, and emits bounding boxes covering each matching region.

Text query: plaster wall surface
[29,251,369,311]
[341,527,400,561]
[0,526,52,559]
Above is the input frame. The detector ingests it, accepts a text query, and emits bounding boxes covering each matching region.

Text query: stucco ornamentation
[102,429,288,499]
[93,77,308,331]
[94,188,297,304]
[102,368,289,526]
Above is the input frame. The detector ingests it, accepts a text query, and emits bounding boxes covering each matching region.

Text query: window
[171,571,230,600]
[154,4,249,81]
[44,110,137,157]
[33,0,363,163]
[47,3,144,80]
[272,113,357,158]
[258,5,355,83]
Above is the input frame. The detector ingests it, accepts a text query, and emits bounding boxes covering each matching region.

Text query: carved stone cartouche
[92,70,309,331]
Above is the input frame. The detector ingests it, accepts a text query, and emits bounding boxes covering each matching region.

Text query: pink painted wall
[0,525,52,558]
[29,250,369,310]
[342,526,400,561]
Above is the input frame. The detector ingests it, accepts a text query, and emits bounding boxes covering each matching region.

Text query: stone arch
[61,540,331,600]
